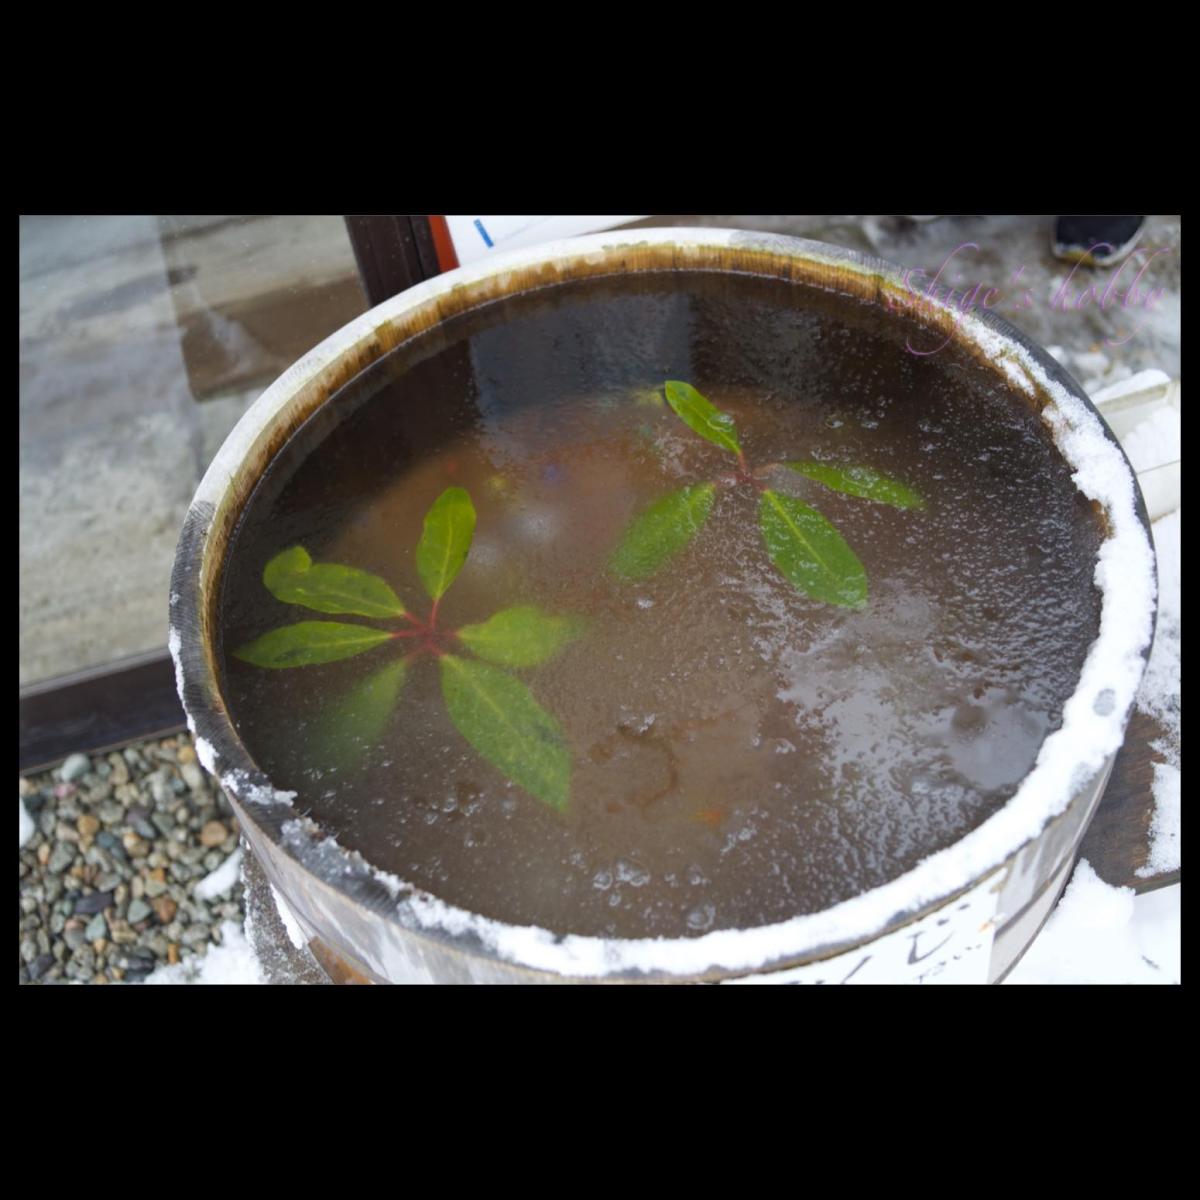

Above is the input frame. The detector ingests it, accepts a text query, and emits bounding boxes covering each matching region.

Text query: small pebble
[60,754,90,783]
[200,821,228,848]
[122,831,150,858]
[108,921,138,945]
[147,772,172,807]
[47,843,75,874]
[73,891,114,915]
[127,898,152,924]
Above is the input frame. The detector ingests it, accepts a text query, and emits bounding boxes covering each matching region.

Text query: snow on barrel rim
[171,228,1157,979]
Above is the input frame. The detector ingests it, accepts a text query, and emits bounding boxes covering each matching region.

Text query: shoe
[1053,215,1145,267]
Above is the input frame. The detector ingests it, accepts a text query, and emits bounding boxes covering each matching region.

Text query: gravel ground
[18,734,244,984]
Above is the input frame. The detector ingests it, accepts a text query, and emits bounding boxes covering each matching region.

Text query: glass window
[19,215,368,685]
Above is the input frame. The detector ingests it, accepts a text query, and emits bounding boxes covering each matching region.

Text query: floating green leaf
[310,659,407,768]
[786,462,926,510]
[759,490,867,609]
[665,381,741,455]
[232,621,394,669]
[417,487,476,601]
[263,546,407,618]
[610,483,715,580]
[439,656,569,811]
[457,606,586,668]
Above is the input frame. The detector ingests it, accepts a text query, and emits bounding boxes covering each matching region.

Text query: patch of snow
[1005,861,1180,984]
[270,883,308,950]
[1120,405,1181,471]
[19,798,35,849]
[194,736,219,776]
[1135,508,1181,876]
[143,920,265,985]
[220,766,295,808]
[1138,510,1182,735]
[1090,368,1172,408]
[167,626,186,701]
[193,846,242,900]
[1142,764,1180,877]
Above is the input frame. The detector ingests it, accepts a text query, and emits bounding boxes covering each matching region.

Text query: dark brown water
[218,271,1103,938]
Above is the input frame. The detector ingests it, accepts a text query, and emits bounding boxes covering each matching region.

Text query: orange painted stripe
[428,214,459,273]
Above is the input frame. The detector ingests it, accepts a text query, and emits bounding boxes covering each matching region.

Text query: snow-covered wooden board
[1080,709,1179,892]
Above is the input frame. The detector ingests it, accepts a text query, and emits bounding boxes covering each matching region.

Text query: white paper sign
[445,215,648,266]
[725,870,1005,984]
